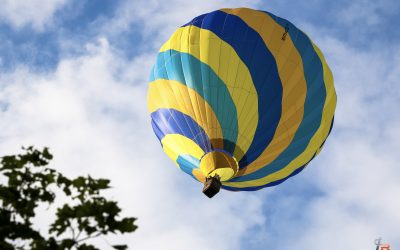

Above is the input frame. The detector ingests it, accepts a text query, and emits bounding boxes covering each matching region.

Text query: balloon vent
[202,175,221,198]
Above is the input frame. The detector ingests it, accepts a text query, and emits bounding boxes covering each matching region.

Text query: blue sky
[1,0,400,249]
[2,0,399,71]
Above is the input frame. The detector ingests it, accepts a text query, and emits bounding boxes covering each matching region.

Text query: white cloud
[101,0,261,50]
[248,34,400,250]
[0,0,68,31]
[0,38,265,250]
[1,0,400,249]
[316,37,400,248]
[337,0,399,27]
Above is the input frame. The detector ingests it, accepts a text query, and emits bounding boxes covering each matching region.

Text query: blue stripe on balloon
[177,154,200,179]
[151,119,164,142]
[150,50,238,153]
[151,108,213,152]
[229,12,328,182]
[183,10,283,168]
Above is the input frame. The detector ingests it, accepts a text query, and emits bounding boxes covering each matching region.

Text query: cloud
[305,35,400,249]
[241,32,400,250]
[1,1,400,249]
[0,37,266,250]
[337,0,399,27]
[0,0,69,31]
[99,0,261,51]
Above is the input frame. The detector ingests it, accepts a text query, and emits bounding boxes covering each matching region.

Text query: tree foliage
[0,146,137,250]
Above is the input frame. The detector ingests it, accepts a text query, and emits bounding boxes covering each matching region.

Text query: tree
[0,146,137,250]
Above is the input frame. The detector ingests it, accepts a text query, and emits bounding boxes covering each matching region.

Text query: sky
[0,0,399,249]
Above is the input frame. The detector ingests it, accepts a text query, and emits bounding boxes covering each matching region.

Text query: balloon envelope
[148,8,337,191]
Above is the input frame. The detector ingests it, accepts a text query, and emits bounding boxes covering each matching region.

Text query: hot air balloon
[147,8,337,198]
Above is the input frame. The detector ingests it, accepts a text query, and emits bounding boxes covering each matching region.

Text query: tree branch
[77,232,102,243]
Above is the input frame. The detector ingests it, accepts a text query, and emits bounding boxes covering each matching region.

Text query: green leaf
[112,245,128,250]
[77,244,99,250]
[117,218,138,233]
[60,239,76,248]
[42,147,53,160]
[72,177,86,188]
[96,179,110,189]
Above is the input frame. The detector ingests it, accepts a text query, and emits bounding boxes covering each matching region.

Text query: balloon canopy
[147,8,337,193]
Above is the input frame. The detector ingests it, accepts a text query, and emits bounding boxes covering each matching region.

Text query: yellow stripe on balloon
[159,25,258,160]
[192,169,206,183]
[162,134,206,183]
[161,134,205,166]
[148,79,224,148]
[221,8,308,175]
[224,42,336,189]
[311,40,337,142]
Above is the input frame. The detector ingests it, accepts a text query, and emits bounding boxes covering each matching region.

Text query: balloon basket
[202,175,221,198]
